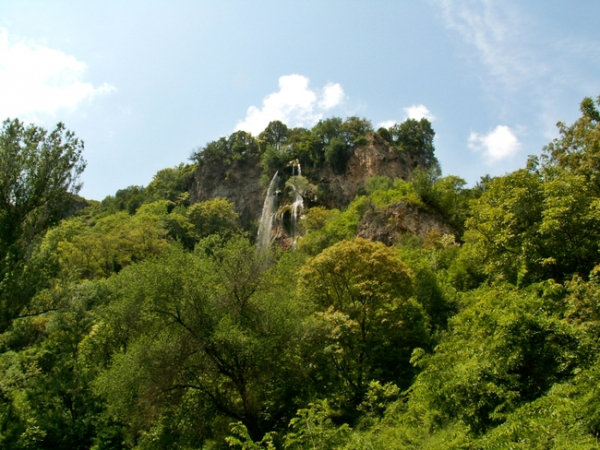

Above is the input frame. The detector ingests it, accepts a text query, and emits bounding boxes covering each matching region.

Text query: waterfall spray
[290,187,304,249]
[257,172,279,251]
[289,160,304,249]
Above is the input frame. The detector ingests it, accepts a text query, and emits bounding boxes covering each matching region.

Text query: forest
[1,95,600,449]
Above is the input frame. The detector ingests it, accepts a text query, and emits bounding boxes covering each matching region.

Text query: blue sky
[1,0,599,200]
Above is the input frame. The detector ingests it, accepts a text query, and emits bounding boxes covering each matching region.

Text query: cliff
[356,201,454,246]
[189,154,264,229]
[189,134,429,231]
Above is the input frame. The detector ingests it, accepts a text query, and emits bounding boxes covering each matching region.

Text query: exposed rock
[189,155,264,230]
[356,202,454,246]
[316,134,414,209]
[189,134,428,233]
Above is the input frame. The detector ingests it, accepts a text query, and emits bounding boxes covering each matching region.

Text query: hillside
[189,124,443,247]
[2,97,600,449]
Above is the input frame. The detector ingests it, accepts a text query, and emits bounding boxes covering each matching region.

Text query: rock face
[189,155,264,229]
[189,135,428,229]
[315,134,416,209]
[356,202,454,246]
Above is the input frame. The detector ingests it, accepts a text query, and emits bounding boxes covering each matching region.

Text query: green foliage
[259,144,290,176]
[409,283,577,434]
[95,165,193,218]
[97,185,147,216]
[300,239,429,413]
[297,197,369,255]
[39,203,170,280]
[379,118,439,169]
[396,247,455,334]
[365,177,420,208]
[0,282,109,450]
[6,101,600,448]
[94,239,308,445]
[160,212,196,250]
[226,422,276,449]
[187,197,241,240]
[467,167,600,285]
[0,119,85,332]
[145,163,195,204]
[257,117,375,177]
[258,120,290,152]
[284,175,318,203]
[365,175,394,194]
[470,349,600,449]
[284,400,352,449]
[298,173,471,256]
[544,95,600,191]
[191,131,259,166]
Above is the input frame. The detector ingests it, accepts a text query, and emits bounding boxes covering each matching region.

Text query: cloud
[403,104,436,121]
[235,74,345,136]
[377,104,435,129]
[437,0,600,132]
[376,120,397,129]
[468,125,521,163]
[438,0,540,92]
[318,82,345,109]
[0,29,115,121]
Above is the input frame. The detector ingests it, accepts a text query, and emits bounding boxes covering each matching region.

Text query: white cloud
[376,120,397,129]
[403,104,436,121]
[235,74,345,136]
[438,1,540,92]
[0,29,115,121]
[318,82,345,109]
[468,125,521,163]
[377,104,435,130]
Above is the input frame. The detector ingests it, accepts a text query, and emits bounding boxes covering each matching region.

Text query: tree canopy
[3,96,600,449]
[0,119,85,331]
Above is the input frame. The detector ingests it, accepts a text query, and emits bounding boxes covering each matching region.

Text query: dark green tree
[381,118,438,169]
[0,119,85,331]
[544,95,600,191]
[258,120,290,152]
[409,284,578,434]
[95,240,307,445]
[187,198,241,240]
[146,163,194,205]
[97,185,146,215]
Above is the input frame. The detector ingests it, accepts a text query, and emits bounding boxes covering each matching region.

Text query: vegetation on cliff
[1,97,600,449]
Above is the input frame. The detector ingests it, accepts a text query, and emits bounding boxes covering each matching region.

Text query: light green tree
[300,238,429,412]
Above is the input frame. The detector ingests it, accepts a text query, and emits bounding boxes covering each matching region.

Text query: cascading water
[257,172,279,251]
[289,159,304,249]
[290,187,304,249]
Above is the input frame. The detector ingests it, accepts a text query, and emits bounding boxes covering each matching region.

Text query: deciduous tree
[0,119,85,330]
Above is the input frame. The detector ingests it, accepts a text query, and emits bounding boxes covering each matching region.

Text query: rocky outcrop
[189,155,264,229]
[314,135,414,209]
[189,134,432,233]
[356,202,454,246]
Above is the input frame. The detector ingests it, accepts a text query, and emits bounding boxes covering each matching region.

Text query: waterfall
[257,172,279,251]
[289,160,304,249]
[290,186,304,249]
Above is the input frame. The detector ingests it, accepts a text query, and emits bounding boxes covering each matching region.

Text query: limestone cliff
[189,132,446,245]
[356,202,454,246]
[312,133,415,209]
[191,135,423,219]
[189,154,264,229]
